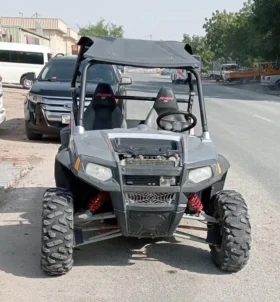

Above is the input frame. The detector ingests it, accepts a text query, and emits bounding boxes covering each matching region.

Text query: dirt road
[0,87,59,189]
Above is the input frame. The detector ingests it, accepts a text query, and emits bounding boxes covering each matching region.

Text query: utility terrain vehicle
[41,36,252,276]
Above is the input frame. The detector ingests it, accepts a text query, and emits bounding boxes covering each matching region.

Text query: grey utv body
[57,124,229,239]
[41,36,251,276]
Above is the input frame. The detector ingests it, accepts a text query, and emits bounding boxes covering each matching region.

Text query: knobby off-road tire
[209,190,252,272]
[41,188,74,276]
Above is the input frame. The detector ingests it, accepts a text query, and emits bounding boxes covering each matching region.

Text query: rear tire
[208,190,251,272]
[275,80,280,91]
[41,188,74,276]
[25,121,43,140]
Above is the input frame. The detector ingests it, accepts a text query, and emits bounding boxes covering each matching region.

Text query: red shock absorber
[188,193,203,212]
[88,191,110,212]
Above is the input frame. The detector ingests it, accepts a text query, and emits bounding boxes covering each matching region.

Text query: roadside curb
[0,157,33,192]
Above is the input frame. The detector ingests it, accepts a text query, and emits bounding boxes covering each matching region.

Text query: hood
[30,81,117,97]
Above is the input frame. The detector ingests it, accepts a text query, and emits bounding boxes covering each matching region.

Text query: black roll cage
[70,47,208,134]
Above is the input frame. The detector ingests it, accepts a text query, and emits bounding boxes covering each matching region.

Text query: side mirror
[120,76,132,85]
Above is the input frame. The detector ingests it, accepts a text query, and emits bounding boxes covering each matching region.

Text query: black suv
[24,56,132,140]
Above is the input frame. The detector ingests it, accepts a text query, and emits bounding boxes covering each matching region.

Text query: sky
[2,0,246,41]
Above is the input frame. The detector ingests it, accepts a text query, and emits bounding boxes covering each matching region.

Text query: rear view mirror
[120,77,132,85]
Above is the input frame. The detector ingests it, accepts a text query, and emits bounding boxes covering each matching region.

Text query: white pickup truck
[261,74,280,91]
[170,54,202,84]
[0,75,6,125]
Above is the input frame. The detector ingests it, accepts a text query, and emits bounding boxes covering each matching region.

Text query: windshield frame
[37,58,117,85]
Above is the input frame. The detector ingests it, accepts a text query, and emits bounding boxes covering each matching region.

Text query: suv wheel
[21,76,33,89]
[25,121,43,140]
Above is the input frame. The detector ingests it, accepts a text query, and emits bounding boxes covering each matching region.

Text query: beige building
[0,17,79,55]
[0,25,50,46]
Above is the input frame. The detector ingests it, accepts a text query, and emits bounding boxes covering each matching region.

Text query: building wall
[42,30,74,55]
[1,26,50,47]
[0,17,79,56]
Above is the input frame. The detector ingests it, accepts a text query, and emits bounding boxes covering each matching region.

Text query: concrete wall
[0,17,79,56]
[39,29,76,55]
[1,26,50,47]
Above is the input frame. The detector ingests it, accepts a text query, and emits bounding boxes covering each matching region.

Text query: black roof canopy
[77,36,199,68]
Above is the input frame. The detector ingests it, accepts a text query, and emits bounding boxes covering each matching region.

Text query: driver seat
[144,87,187,130]
[83,83,127,131]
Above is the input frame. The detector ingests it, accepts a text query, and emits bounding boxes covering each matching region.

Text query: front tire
[208,190,252,272]
[21,75,33,89]
[41,188,74,276]
[25,121,43,141]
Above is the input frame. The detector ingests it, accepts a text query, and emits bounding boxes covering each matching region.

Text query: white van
[0,42,51,89]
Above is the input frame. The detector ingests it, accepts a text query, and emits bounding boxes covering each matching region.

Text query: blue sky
[2,0,246,41]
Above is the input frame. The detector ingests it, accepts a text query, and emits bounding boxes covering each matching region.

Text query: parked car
[24,55,132,140]
[0,75,6,125]
[160,68,170,75]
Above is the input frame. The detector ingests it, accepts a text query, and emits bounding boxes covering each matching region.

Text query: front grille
[38,97,91,122]
[124,158,176,167]
[125,192,176,205]
[125,175,160,186]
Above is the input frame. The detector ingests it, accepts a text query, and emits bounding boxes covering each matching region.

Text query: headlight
[85,163,112,181]
[28,93,43,103]
[188,166,212,183]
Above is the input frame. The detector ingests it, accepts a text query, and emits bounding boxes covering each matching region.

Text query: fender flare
[217,154,230,175]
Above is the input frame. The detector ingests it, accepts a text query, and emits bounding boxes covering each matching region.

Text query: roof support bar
[190,68,208,133]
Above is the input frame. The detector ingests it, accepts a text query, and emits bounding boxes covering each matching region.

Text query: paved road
[0,73,280,302]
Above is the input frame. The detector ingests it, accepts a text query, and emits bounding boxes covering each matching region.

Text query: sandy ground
[0,86,59,172]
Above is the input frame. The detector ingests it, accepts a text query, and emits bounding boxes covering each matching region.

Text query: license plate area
[61,114,70,124]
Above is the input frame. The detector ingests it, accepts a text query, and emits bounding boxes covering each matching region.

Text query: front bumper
[24,99,68,135]
[260,82,272,87]
[0,108,6,124]
[71,159,221,239]
[115,192,187,238]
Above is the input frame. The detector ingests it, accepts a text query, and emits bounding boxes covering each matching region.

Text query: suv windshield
[39,58,116,84]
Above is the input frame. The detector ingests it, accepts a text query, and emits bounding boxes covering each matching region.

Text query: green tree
[201,1,263,66]
[182,34,214,71]
[251,0,280,60]
[203,9,238,60]
[78,18,124,38]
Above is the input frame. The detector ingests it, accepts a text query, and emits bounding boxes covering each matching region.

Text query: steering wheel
[156,110,197,133]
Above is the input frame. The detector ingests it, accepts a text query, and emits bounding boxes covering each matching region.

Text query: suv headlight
[85,163,112,181]
[188,166,212,183]
[28,93,43,103]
